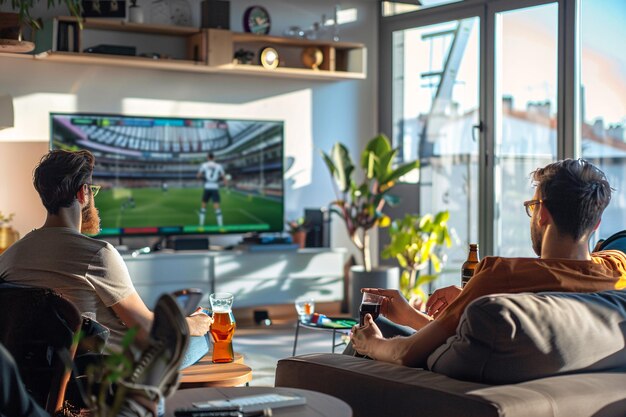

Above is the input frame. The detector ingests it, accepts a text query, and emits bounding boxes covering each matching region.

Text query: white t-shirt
[198,160,225,190]
[0,227,137,349]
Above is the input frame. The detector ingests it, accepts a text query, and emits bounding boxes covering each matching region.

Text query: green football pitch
[96,187,282,230]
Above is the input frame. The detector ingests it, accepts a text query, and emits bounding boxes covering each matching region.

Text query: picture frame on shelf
[243,5,270,34]
[82,0,126,18]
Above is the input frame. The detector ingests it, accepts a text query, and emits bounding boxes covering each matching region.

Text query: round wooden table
[179,352,252,388]
[165,386,352,417]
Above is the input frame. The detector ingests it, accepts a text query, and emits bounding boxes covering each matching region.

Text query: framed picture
[243,6,270,34]
[82,0,127,18]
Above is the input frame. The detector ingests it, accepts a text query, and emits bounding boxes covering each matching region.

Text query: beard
[81,198,101,235]
[530,218,542,257]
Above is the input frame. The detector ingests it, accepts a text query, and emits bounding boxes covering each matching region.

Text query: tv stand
[240,233,291,245]
[123,248,346,309]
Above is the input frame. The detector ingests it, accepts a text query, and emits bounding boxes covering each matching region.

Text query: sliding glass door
[492,2,558,257]
[382,8,482,286]
[381,0,625,286]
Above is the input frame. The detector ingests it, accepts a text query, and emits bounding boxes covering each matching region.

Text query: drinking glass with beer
[209,292,236,363]
[294,297,315,323]
[359,292,385,325]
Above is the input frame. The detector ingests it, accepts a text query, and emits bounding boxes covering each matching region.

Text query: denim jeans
[180,334,211,369]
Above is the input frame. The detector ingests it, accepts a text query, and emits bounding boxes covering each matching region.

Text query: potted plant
[381,211,453,308]
[0,0,82,52]
[286,217,308,249]
[0,211,19,254]
[321,134,419,314]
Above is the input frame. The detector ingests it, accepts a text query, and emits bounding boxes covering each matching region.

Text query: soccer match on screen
[51,113,284,236]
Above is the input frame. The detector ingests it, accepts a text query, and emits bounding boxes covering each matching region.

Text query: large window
[579,0,626,245]
[381,0,626,288]
[392,18,480,286]
[494,3,558,257]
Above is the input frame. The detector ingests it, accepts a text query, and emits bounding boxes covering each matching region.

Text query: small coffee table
[165,386,352,417]
[292,317,357,356]
[179,352,252,388]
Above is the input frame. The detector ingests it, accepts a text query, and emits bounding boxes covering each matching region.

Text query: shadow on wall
[0,141,48,237]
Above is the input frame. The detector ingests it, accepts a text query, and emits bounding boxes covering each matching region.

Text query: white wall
[0,0,378,260]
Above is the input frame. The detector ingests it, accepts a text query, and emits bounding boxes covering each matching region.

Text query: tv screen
[50,113,284,237]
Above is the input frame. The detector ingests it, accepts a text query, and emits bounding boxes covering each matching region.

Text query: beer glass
[359,292,384,325]
[209,292,236,363]
[294,297,315,323]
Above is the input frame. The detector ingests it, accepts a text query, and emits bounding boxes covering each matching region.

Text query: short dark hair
[531,159,612,240]
[33,150,95,214]
[208,152,214,160]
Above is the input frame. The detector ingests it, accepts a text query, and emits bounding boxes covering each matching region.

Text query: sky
[398,0,625,126]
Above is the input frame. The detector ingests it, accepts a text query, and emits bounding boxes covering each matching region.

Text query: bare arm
[111,292,154,344]
[111,292,213,343]
[351,315,453,367]
[361,288,433,330]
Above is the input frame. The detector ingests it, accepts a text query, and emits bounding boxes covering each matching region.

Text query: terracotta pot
[291,230,306,249]
[0,226,19,254]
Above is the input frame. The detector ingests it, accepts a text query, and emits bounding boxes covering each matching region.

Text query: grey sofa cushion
[427,290,626,384]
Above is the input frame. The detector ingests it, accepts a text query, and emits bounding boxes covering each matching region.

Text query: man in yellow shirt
[351,159,626,367]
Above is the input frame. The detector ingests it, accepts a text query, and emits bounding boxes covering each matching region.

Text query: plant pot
[290,230,306,249]
[0,13,34,53]
[0,226,19,254]
[349,265,399,317]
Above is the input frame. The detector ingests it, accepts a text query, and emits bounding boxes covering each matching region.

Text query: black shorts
[202,189,221,203]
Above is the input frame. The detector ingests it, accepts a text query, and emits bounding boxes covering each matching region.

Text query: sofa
[275,289,626,417]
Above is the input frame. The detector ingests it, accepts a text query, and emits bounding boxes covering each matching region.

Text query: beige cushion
[427,290,626,384]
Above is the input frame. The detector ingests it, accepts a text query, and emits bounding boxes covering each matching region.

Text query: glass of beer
[359,292,384,325]
[209,292,236,363]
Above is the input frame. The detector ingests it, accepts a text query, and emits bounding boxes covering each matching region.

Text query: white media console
[124,248,347,309]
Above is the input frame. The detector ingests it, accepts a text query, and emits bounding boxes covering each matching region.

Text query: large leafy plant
[381,211,452,302]
[322,134,419,272]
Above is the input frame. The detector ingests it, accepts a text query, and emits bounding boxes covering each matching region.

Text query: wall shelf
[5,17,367,81]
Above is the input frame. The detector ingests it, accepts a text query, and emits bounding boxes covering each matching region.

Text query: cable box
[83,44,136,56]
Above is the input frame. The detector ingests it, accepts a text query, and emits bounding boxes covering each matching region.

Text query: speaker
[305,208,330,248]
[201,0,230,29]
[168,237,209,251]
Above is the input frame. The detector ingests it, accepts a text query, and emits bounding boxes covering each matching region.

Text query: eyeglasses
[88,184,101,198]
[523,199,543,217]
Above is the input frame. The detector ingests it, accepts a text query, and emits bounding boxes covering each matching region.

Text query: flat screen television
[50,113,284,237]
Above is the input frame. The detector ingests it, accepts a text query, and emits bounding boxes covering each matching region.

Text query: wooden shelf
[214,63,366,80]
[231,32,364,50]
[11,19,367,81]
[58,16,200,36]
[25,51,365,80]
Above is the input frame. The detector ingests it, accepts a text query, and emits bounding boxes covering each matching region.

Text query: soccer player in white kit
[196,152,227,226]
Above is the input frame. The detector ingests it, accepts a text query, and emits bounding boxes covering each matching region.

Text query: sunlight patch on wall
[0,93,77,142]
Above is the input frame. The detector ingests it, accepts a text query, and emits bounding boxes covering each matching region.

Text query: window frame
[379,0,581,257]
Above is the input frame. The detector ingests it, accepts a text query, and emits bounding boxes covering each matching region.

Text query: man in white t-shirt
[196,152,227,227]
[0,150,212,353]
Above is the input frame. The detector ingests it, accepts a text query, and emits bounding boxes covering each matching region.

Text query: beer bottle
[461,243,480,287]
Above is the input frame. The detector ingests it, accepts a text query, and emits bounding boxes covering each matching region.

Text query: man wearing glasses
[351,159,626,367]
[0,150,213,351]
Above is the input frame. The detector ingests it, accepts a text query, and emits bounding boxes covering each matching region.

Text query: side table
[179,352,252,388]
[165,386,352,417]
[292,317,357,356]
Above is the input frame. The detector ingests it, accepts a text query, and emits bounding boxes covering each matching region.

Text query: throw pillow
[426,290,626,384]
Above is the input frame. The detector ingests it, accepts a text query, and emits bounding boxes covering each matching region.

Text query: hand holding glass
[359,292,384,325]
[209,292,236,363]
